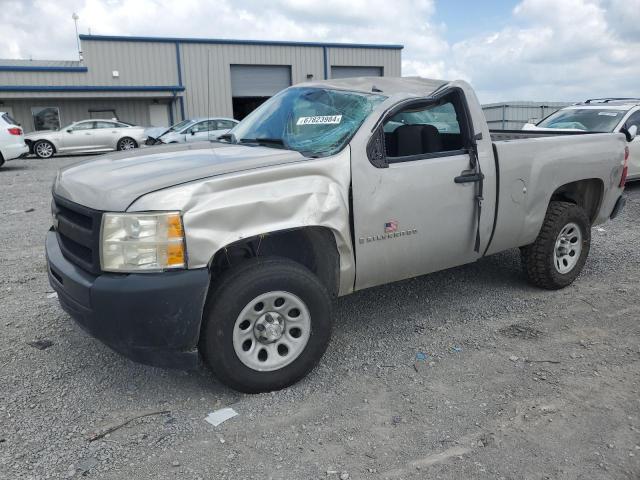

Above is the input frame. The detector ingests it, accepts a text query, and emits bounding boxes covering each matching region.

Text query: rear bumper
[45,230,209,369]
[1,142,28,161]
[610,195,625,220]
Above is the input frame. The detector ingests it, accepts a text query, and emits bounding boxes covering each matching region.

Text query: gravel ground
[1,155,639,480]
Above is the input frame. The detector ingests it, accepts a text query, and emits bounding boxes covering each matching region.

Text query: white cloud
[0,0,638,102]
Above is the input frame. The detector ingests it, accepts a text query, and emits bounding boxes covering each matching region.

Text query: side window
[625,111,640,130]
[217,120,237,129]
[95,121,116,129]
[191,121,214,133]
[73,122,95,131]
[382,96,466,159]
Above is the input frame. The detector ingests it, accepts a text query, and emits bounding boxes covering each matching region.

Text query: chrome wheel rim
[120,138,135,150]
[553,222,582,274]
[36,142,53,158]
[232,291,311,372]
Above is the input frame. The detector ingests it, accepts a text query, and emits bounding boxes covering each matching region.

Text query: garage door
[331,66,383,79]
[230,65,292,97]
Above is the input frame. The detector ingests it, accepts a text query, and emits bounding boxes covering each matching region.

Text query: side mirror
[191,130,196,135]
[628,125,638,141]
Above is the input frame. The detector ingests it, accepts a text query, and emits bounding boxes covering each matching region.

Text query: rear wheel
[34,140,55,159]
[521,201,591,289]
[200,257,332,393]
[117,137,137,151]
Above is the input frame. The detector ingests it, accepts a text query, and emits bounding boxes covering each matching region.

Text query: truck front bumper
[45,230,209,369]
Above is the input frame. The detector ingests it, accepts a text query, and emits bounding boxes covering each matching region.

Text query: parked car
[24,119,147,159]
[523,98,640,180]
[150,117,239,144]
[0,112,28,167]
[46,77,630,393]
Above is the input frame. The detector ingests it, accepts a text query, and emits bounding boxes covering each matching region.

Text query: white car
[0,112,28,167]
[156,117,238,144]
[25,119,147,159]
[523,98,640,180]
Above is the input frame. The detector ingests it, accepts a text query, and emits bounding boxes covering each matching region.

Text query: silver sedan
[25,119,147,158]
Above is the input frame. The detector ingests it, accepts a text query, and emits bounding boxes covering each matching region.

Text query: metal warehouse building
[0,35,402,133]
[482,101,572,130]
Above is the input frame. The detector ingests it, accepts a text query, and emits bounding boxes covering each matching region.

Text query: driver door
[351,93,495,290]
[622,111,640,179]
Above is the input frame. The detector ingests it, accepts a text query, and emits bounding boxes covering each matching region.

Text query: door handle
[454,172,484,183]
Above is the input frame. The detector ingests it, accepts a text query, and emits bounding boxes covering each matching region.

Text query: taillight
[7,127,22,136]
[620,145,629,188]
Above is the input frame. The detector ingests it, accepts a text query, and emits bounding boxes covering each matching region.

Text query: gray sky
[1,0,638,102]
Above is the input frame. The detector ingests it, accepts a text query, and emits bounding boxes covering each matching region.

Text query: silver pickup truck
[46,77,631,393]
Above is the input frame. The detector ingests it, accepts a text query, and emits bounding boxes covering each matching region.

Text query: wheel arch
[118,136,138,148]
[549,178,604,224]
[208,226,341,298]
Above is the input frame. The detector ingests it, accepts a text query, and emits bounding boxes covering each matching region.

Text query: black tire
[0,152,5,168]
[117,137,137,151]
[200,257,333,393]
[521,201,591,290]
[33,140,55,159]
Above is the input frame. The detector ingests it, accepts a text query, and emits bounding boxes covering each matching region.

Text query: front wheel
[117,137,137,151]
[34,140,55,159]
[200,257,332,393]
[521,201,591,289]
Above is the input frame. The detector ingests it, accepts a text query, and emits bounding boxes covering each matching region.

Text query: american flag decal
[384,220,399,233]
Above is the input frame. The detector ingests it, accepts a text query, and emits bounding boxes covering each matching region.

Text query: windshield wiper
[239,137,285,148]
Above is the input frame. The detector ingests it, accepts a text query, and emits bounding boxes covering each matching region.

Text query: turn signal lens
[100,212,186,272]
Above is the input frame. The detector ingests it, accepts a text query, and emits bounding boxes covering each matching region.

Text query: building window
[31,106,60,131]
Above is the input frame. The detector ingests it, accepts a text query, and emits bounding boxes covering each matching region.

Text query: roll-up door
[230,65,292,97]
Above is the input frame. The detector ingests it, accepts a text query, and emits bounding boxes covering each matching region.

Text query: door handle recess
[454,172,485,183]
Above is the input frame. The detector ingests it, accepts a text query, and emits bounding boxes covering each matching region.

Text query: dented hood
[54,142,306,211]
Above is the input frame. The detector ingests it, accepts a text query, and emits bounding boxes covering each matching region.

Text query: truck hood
[54,142,306,211]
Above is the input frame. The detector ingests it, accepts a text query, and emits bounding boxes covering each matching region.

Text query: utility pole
[72,12,82,61]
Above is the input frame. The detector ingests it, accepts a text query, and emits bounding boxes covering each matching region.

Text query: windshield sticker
[598,112,620,116]
[296,115,342,126]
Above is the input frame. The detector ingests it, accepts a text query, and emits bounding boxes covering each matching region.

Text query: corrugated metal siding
[4,98,169,132]
[0,59,82,67]
[82,40,178,86]
[483,101,571,129]
[328,47,401,77]
[331,66,383,78]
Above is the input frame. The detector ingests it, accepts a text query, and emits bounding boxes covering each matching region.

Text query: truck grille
[52,195,103,275]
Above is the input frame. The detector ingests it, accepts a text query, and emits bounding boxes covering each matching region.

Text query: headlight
[100,212,186,272]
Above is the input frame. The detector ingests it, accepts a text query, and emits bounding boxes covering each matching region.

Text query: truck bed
[484,130,625,257]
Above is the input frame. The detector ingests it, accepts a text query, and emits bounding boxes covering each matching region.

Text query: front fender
[128,148,355,295]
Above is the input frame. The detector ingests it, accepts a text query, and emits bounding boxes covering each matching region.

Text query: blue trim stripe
[0,85,185,92]
[79,34,404,50]
[0,65,88,72]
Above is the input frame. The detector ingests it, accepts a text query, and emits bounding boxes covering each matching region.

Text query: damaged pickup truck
[46,77,631,392]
